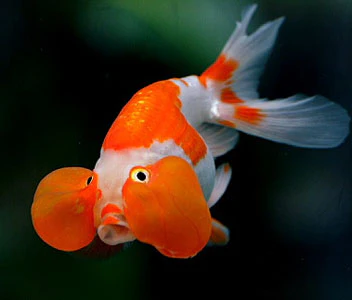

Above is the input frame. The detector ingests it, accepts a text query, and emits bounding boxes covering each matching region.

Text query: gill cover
[122,156,212,258]
[31,167,100,251]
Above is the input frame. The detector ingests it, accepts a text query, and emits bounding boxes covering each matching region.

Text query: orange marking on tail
[101,203,122,219]
[221,87,244,104]
[200,54,239,86]
[103,80,207,165]
[235,106,265,125]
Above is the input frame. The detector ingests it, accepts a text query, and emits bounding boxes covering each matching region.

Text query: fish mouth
[97,214,136,245]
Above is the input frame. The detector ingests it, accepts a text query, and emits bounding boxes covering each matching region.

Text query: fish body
[93,78,218,257]
[31,4,350,258]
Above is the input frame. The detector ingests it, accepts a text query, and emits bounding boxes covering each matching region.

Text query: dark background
[1,0,352,299]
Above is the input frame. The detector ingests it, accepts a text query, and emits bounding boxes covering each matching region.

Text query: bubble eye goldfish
[31,4,350,258]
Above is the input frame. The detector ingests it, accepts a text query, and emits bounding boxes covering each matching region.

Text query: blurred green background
[1,0,352,299]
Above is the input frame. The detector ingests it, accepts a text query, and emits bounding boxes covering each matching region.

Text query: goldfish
[31,4,350,259]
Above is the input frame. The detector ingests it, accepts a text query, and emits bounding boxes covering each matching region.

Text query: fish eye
[86,176,93,186]
[130,168,150,183]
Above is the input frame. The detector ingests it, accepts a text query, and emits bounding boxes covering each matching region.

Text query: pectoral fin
[208,218,230,246]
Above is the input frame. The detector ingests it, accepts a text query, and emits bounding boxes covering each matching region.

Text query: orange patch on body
[221,87,244,104]
[103,80,207,165]
[200,54,239,86]
[235,106,265,125]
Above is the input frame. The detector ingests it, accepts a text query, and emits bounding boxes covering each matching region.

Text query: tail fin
[216,95,350,148]
[200,4,350,148]
[200,4,284,100]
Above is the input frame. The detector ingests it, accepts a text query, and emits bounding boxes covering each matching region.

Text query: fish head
[122,156,212,258]
[31,167,100,252]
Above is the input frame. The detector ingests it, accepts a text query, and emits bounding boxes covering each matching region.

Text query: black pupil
[86,176,93,185]
[136,171,147,181]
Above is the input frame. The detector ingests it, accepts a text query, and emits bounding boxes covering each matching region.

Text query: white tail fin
[199,4,350,148]
[217,95,350,148]
[221,4,285,100]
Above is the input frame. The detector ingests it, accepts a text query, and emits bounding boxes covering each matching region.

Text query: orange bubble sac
[31,167,100,252]
[123,156,212,259]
